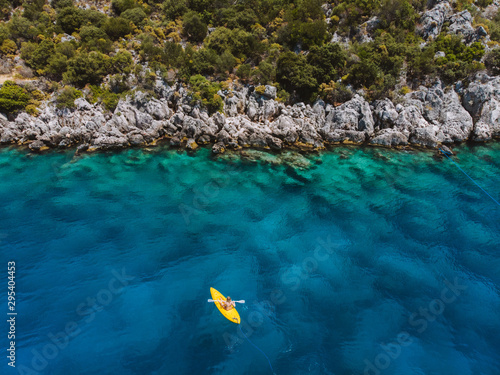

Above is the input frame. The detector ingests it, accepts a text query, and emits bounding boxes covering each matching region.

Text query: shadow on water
[284,165,311,184]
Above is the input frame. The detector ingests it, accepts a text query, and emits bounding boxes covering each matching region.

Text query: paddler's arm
[217,299,228,307]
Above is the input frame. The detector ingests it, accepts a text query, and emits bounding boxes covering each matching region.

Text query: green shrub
[121,7,147,26]
[64,51,111,87]
[378,0,419,31]
[215,7,257,30]
[52,0,74,9]
[307,43,347,84]
[399,85,411,95]
[163,41,184,67]
[90,85,122,111]
[20,42,36,63]
[0,24,8,45]
[0,81,30,113]
[217,50,236,74]
[276,51,317,99]
[283,19,328,49]
[188,74,223,113]
[348,57,382,88]
[162,0,187,20]
[318,81,353,104]
[56,41,76,58]
[187,0,213,15]
[103,17,133,40]
[426,35,485,83]
[476,0,493,7]
[407,45,435,80]
[37,12,56,37]
[102,92,120,111]
[22,0,45,21]
[21,39,55,73]
[236,64,251,81]
[276,87,290,102]
[46,53,69,80]
[333,0,388,29]
[0,39,17,54]
[182,11,207,43]
[433,35,484,63]
[79,25,112,52]
[8,14,38,40]
[25,104,39,115]
[253,61,275,85]
[112,0,137,15]
[80,25,108,44]
[56,86,82,109]
[192,48,218,75]
[56,6,84,34]
[139,33,164,62]
[0,0,13,20]
[112,50,134,74]
[485,49,500,75]
[206,27,259,59]
[190,46,235,75]
[109,74,130,93]
[82,9,108,27]
[254,85,266,95]
[205,27,231,53]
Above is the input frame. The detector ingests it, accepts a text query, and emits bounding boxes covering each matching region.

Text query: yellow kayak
[210,287,240,324]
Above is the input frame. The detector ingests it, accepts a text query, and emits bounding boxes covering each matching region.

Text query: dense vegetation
[0,0,497,113]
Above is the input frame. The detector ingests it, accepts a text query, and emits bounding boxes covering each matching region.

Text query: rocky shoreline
[0,72,499,154]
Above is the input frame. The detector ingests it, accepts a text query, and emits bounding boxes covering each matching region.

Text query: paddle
[208,299,245,304]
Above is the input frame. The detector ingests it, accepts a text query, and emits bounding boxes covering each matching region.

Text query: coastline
[2,138,497,173]
[1,72,499,155]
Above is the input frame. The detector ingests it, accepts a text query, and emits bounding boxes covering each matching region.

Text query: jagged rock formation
[417,2,454,40]
[417,3,486,43]
[1,74,499,153]
[462,73,500,140]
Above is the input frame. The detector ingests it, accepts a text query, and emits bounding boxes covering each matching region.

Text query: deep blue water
[1,143,499,375]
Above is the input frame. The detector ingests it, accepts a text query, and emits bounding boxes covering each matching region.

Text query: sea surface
[0,143,499,375]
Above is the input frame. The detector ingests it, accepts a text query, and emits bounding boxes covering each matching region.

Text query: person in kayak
[221,296,235,310]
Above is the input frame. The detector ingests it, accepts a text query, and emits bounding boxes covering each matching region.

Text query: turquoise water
[1,144,499,375]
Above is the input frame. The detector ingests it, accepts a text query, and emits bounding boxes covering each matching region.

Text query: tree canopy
[0,0,494,112]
